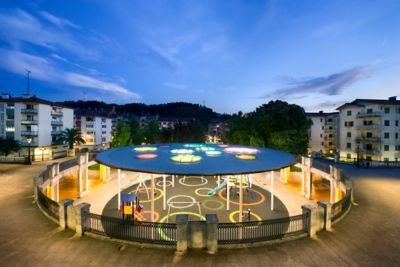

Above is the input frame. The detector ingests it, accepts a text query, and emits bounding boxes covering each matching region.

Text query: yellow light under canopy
[170,154,202,163]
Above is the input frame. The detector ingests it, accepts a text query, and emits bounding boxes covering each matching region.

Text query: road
[0,161,399,266]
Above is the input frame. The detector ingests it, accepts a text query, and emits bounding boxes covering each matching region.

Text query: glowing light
[183,143,206,148]
[224,147,259,154]
[133,146,157,152]
[205,150,223,156]
[235,154,256,160]
[170,149,194,154]
[170,154,202,163]
[195,146,216,152]
[136,153,158,159]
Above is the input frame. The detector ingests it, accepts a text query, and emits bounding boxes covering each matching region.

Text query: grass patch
[290,165,302,172]
[89,163,100,170]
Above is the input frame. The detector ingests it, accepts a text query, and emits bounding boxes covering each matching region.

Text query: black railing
[37,187,59,220]
[84,213,177,246]
[217,214,309,244]
[0,156,27,164]
[331,189,352,223]
[358,159,400,168]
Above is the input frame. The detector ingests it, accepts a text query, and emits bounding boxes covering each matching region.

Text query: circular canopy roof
[96,143,295,176]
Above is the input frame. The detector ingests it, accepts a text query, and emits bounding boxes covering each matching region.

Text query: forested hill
[58,100,230,124]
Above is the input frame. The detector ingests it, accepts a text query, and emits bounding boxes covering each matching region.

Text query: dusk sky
[0,0,399,114]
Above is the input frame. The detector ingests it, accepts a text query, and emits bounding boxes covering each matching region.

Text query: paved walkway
[1,161,400,266]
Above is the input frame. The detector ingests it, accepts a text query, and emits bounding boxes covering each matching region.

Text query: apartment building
[75,113,112,150]
[337,96,400,161]
[306,112,340,155]
[207,119,229,144]
[0,94,73,160]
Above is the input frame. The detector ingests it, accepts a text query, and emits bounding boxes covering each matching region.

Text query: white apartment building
[75,114,112,150]
[306,112,339,155]
[337,96,400,161]
[0,94,73,160]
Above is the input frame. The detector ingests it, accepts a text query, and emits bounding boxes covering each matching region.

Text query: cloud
[51,53,69,63]
[0,49,140,99]
[0,9,96,59]
[40,11,80,29]
[272,65,372,98]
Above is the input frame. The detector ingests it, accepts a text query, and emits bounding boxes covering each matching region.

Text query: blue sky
[0,0,399,113]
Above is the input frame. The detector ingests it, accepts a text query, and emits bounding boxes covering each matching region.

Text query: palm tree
[60,128,86,149]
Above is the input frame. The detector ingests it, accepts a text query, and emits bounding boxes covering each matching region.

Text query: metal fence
[217,214,309,244]
[0,156,27,164]
[331,189,352,223]
[84,213,177,246]
[358,159,400,168]
[37,186,59,220]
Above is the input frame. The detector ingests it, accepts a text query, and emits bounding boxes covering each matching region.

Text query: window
[347,132,351,138]
[102,125,106,128]
[366,156,372,161]
[366,144,372,150]
[345,121,354,127]
[321,142,324,146]
[329,134,333,138]
[384,145,390,151]
[384,158,389,162]
[384,107,390,114]
[384,132,390,139]
[366,132,372,138]
[396,120,399,127]
[102,137,106,142]
[320,118,323,122]
[347,110,352,116]
[329,142,333,146]
[396,133,399,139]
[395,145,400,151]
[367,108,373,113]
[347,142,351,149]
[384,120,390,126]
[321,126,324,130]
[347,153,352,159]
[320,134,323,138]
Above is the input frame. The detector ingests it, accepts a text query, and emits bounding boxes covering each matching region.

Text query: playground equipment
[121,193,144,222]
[208,179,227,195]
[135,173,150,200]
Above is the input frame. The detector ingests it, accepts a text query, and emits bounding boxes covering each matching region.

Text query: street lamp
[26,137,32,165]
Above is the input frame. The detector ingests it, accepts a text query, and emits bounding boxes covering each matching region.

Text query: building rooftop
[0,94,72,109]
[306,111,339,117]
[336,96,400,110]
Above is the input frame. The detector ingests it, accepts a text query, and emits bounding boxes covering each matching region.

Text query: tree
[129,120,143,145]
[111,121,132,148]
[0,137,20,156]
[142,120,161,144]
[60,128,86,149]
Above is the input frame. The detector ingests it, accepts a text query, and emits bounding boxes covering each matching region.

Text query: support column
[163,174,166,211]
[59,199,74,229]
[302,204,324,238]
[74,203,91,236]
[151,174,155,222]
[176,214,189,253]
[226,175,230,211]
[239,175,243,222]
[85,152,89,193]
[270,171,274,211]
[317,201,332,231]
[206,214,218,254]
[217,175,220,186]
[330,179,336,204]
[172,175,175,188]
[117,169,121,210]
[78,154,89,198]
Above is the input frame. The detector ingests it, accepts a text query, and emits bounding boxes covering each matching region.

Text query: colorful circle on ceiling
[235,154,257,160]
[133,146,158,152]
[205,150,222,156]
[183,143,205,148]
[170,149,194,154]
[136,153,158,159]
[224,147,259,154]
[170,154,202,163]
[195,146,216,152]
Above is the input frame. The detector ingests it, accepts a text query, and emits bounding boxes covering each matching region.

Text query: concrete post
[78,153,89,197]
[176,214,189,253]
[270,171,274,211]
[59,199,74,229]
[301,204,324,238]
[99,164,111,183]
[317,201,332,231]
[239,175,243,222]
[206,214,218,254]
[74,203,91,236]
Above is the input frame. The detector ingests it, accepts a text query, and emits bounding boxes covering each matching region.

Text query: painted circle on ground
[136,153,158,159]
[170,154,202,163]
[138,211,160,222]
[167,195,196,209]
[194,187,215,197]
[156,180,173,187]
[179,176,208,187]
[235,154,257,160]
[229,210,262,223]
[129,187,164,203]
[158,212,206,241]
[201,199,224,211]
[217,188,266,206]
[133,146,158,152]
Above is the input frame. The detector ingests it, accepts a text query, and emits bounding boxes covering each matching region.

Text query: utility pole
[24,69,31,95]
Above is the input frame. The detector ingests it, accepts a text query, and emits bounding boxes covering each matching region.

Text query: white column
[85,153,89,192]
[151,174,155,222]
[239,175,243,223]
[117,169,121,210]
[330,179,335,203]
[270,171,274,211]
[249,174,252,188]
[217,175,220,186]
[172,175,175,188]
[226,175,230,211]
[163,174,166,210]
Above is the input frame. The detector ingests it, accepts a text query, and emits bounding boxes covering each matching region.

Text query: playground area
[101,174,290,223]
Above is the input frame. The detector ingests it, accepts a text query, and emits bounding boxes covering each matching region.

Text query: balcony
[6,108,14,116]
[356,111,382,118]
[6,120,14,127]
[20,141,38,147]
[324,136,335,141]
[359,147,380,154]
[21,120,38,125]
[51,110,63,116]
[51,120,63,126]
[357,124,380,130]
[21,108,38,114]
[21,131,39,136]
[51,130,64,135]
[324,128,336,133]
[325,121,336,125]
[355,136,381,143]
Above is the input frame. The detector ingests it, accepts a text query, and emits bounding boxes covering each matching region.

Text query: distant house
[207,119,229,143]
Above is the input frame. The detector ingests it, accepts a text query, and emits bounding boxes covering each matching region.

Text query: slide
[208,180,228,195]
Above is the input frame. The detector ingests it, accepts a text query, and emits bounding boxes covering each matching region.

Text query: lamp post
[26,137,32,165]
